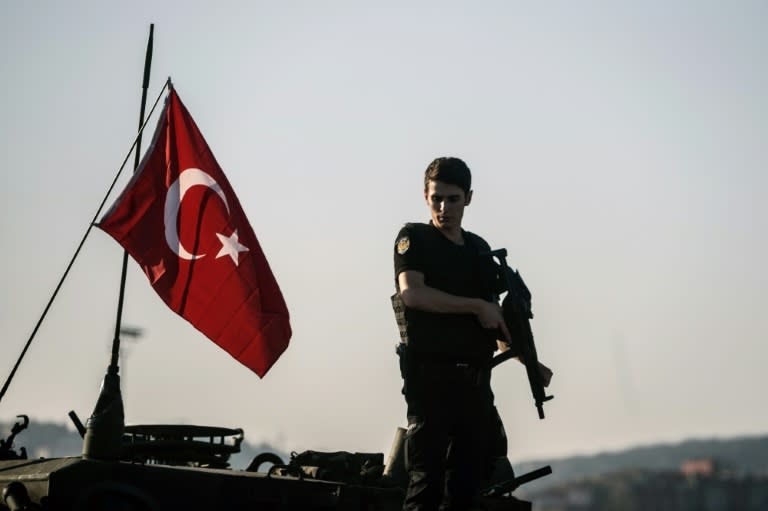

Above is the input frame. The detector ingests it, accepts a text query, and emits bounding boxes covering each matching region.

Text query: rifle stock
[486,249,554,419]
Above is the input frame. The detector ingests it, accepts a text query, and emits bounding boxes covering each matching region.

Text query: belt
[415,358,491,386]
[414,354,490,369]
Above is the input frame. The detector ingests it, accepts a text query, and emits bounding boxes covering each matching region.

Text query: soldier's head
[423,157,472,195]
[423,157,473,233]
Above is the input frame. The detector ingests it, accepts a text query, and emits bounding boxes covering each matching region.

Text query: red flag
[99,88,291,377]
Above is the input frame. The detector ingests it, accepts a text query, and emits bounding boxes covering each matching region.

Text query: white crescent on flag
[164,167,230,260]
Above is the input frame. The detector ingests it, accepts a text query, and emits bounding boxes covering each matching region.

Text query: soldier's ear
[465,190,473,206]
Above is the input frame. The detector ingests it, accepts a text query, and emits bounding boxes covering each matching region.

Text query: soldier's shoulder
[464,229,492,250]
[402,221,431,231]
[396,222,432,238]
[395,223,432,256]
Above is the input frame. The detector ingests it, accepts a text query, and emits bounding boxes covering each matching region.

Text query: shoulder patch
[396,236,410,255]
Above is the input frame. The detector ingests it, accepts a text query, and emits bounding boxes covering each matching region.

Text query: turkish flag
[99,88,291,377]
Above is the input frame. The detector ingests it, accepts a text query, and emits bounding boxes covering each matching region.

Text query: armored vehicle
[0,410,549,510]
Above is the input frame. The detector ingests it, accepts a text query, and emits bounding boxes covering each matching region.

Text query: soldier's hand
[476,301,511,343]
[537,362,553,387]
[516,357,553,388]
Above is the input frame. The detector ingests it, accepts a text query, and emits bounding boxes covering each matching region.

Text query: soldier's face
[424,180,472,232]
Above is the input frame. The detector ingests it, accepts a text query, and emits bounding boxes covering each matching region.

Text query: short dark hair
[424,157,472,195]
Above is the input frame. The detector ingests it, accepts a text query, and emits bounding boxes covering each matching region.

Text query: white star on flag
[216,230,249,265]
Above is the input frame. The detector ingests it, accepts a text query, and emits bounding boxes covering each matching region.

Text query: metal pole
[83,24,154,460]
[110,23,154,374]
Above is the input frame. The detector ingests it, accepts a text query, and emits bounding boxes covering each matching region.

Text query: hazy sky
[1,1,766,464]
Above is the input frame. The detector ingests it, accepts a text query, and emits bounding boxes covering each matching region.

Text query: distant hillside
[0,419,287,470]
[515,434,768,494]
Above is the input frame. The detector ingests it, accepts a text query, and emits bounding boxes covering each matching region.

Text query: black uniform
[393,222,499,511]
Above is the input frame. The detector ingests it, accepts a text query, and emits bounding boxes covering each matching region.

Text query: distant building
[680,458,717,477]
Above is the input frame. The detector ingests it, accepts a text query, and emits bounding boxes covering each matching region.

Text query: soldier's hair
[424,157,472,195]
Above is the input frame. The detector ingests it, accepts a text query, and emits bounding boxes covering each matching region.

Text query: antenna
[82,24,155,460]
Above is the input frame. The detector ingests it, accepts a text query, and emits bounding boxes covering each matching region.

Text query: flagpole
[111,23,154,374]
[83,24,154,460]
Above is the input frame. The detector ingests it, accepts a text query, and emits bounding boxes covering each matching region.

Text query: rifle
[481,465,553,497]
[485,248,554,419]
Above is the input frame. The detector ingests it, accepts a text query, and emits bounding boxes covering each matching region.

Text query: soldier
[393,157,511,510]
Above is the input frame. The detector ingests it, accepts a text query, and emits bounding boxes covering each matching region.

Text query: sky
[1,1,766,465]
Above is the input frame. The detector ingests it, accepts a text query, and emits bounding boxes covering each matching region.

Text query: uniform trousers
[402,358,494,511]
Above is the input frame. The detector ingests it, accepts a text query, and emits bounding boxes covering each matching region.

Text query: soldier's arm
[398,270,511,342]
